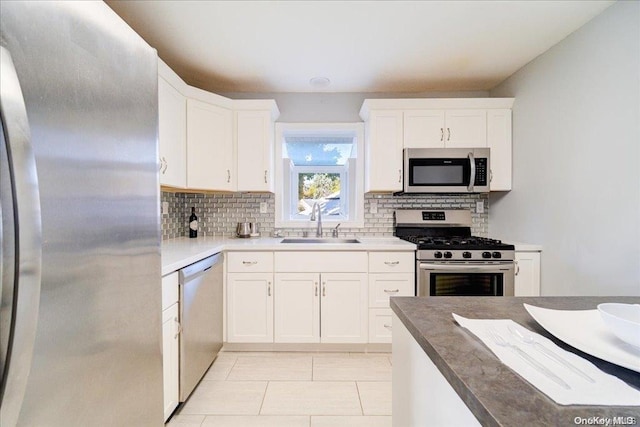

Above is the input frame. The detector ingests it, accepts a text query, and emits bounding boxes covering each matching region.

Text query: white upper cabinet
[487,109,512,191]
[186,97,234,191]
[234,101,279,192]
[443,110,487,148]
[404,110,486,148]
[363,110,404,192]
[158,60,187,188]
[403,110,445,148]
[361,98,514,192]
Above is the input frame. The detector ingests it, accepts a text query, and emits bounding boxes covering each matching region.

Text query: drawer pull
[383,324,392,330]
[242,261,258,265]
[384,289,400,293]
[315,282,318,297]
[384,261,400,266]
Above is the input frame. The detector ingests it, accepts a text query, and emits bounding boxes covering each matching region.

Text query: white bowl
[597,303,640,348]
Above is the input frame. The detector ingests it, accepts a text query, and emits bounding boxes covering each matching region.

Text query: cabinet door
[162,303,179,421]
[444,110,487,148]
[227,273,273,342]
[320,273,368,343]
[487,109,512,191]
[514,252,541,297]
[403,110,445,148]
[186,98,234,191]
[158,76,186,188]
[236,110,274,192]
[365,110,403,192]
[274,273,320,343]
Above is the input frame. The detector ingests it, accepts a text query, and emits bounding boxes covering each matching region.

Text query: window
[275,123,364,228]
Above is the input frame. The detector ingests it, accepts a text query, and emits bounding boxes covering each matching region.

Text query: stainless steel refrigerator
[0,2,163,426]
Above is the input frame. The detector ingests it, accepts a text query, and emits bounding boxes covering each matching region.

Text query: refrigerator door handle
[0,46,43,427]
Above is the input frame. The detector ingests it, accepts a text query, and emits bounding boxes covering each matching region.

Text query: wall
[221,91,488,122]
[162,191,489,240]
[489,1,639,296]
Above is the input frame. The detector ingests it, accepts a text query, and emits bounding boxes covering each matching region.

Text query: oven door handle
[419,263,513,272]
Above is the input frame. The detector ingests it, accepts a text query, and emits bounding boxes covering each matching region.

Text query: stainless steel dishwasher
[178,253,223,401]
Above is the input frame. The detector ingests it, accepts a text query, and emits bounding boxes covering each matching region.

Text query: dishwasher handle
[179,253,223,283]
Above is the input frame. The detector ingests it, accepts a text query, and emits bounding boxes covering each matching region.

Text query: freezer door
[1,2,162,425]
[0,46,43,427]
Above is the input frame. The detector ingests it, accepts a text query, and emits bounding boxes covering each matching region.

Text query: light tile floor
[167,351,392,427]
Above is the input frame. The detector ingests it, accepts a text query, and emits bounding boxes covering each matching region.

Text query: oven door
[417,262,514,297]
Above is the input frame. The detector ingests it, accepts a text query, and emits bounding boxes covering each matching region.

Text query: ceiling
[106,0,614,94]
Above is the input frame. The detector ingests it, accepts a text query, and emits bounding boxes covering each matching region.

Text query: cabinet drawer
[162,272,179,311]
[369,273,415,308]
[368,308,393,343]
[274,252,367,273]
[227,252,274,272]
[369,252,414,273]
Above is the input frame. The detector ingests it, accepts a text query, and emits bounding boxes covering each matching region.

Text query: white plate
[524,304,640,373]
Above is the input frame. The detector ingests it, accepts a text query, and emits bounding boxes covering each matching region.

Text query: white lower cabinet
[369,308,393,342]
[162,303,179,421]
[274,272,368,344]
[161,272,179,421]
[274,273,320,343]
[368,252,415,343]
[514,251,541,296]
[227,272,274,342]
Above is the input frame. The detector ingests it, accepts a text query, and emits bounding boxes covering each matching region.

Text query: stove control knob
[482,252,492,259]
[463,251,472,259]
[492,252,502,259]
[444,251,453,259]
[434,251,443,259]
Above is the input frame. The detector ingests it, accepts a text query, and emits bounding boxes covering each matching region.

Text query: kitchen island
[391,297,640,427]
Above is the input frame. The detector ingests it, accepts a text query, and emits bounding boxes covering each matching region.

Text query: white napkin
[452,313,640,406]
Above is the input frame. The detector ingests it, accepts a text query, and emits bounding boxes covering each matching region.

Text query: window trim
[275,122,365,229]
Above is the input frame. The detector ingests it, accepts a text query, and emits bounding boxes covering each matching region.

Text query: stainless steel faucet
[310,201,322,237]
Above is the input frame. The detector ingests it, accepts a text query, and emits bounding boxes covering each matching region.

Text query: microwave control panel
[475,158,488,185]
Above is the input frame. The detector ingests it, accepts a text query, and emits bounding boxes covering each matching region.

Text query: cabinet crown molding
[359,98,515,120]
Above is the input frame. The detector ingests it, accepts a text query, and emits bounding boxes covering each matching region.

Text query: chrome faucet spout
[311,202,322,237]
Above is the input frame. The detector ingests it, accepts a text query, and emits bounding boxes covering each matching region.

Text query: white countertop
[505,241,543,251]
[162,236,416,275]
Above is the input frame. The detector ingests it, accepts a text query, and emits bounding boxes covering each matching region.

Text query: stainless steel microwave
[403,148,490,193]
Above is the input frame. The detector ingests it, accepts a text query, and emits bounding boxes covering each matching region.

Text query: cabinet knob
[227,169,231,183]
[383,324,392,330]
[447,128,451,141]
[267,281,271,296]
[383,289,400,293]
[242,261,258,265]
[440,128,444,141]
[322,282,326,297]
[264,170,268,184]
[161,157,168,174]
[515,260,520,276]
[315,282,318,297]
[398,169,402,183]
[384,261,399,266]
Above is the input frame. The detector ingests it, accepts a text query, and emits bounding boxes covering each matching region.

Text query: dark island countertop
[390,296,640,427]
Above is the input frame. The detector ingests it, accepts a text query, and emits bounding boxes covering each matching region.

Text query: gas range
[394,210,515,262]
[395,209,516,297]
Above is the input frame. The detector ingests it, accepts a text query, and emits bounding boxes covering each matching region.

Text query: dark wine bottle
[189,207,198,238]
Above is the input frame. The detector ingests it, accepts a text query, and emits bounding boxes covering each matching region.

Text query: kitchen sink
[280,238,360,244]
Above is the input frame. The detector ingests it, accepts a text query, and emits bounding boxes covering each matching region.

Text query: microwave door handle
[467,151,475,192]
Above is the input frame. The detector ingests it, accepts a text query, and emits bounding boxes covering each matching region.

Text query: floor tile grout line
[257,380,269,415]
[355,381,365,416]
